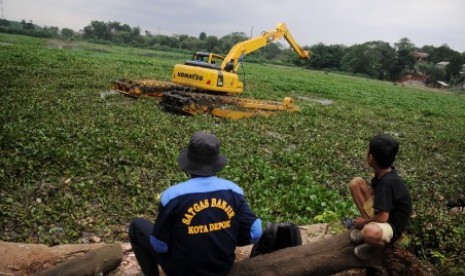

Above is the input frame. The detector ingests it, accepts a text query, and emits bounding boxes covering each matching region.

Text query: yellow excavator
[114,23,310,119]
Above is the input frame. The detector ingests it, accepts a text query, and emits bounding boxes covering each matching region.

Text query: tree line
[1,19,464,86]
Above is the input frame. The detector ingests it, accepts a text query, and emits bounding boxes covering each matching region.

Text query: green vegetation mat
[1,34,464,273]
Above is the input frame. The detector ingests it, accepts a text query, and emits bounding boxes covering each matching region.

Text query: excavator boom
[221,22,310,73]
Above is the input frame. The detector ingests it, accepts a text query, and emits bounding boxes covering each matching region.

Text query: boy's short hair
[369,134,399,168]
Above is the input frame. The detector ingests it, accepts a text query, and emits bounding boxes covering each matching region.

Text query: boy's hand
[353,217,366,229]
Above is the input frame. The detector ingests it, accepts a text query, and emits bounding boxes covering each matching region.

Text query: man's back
[129,132,262,276]
[153,176,261,275]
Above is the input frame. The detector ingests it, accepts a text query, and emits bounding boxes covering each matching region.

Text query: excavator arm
[220,22,310,73]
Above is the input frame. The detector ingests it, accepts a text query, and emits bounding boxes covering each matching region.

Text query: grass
[1,33,465,273]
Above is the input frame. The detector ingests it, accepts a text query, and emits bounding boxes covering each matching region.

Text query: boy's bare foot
[354,243,385,260]
[349,228,364,244]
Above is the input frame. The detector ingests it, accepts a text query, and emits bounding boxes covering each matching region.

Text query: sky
[3,0,465,52]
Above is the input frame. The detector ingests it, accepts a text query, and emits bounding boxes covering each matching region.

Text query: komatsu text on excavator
[113,23,310,119]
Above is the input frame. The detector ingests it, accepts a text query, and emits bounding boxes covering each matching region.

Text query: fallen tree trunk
[39,244,122,276]
[0,226,432,276]
[0,241,122,275]
[229,231,432,276]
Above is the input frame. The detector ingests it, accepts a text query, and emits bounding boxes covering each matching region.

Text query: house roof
[413,51,429,59]
[437,80,449,87]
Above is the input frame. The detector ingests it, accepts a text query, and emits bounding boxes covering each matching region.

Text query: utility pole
[250,25,253,39]
[0,0,4,19]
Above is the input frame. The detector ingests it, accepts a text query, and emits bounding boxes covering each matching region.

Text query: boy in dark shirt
[348,134,412,260]
[129,131,262,275]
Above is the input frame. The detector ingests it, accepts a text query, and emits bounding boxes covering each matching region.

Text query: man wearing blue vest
[129,131,262,275]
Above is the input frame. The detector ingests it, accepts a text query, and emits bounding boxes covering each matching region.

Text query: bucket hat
[177,131,227,176]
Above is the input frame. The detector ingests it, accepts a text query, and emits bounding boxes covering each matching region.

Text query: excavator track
[113,79,299,120]
[113,79,188,97]
[161,91,299,120]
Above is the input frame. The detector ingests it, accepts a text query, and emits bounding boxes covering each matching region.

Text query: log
[0,225,432,276]
[39,244,122,276]
[0,241,122,275]
[229,230,433,276]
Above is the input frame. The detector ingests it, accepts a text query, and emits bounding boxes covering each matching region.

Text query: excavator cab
[183,52,224,70]
[192,52,224,64]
